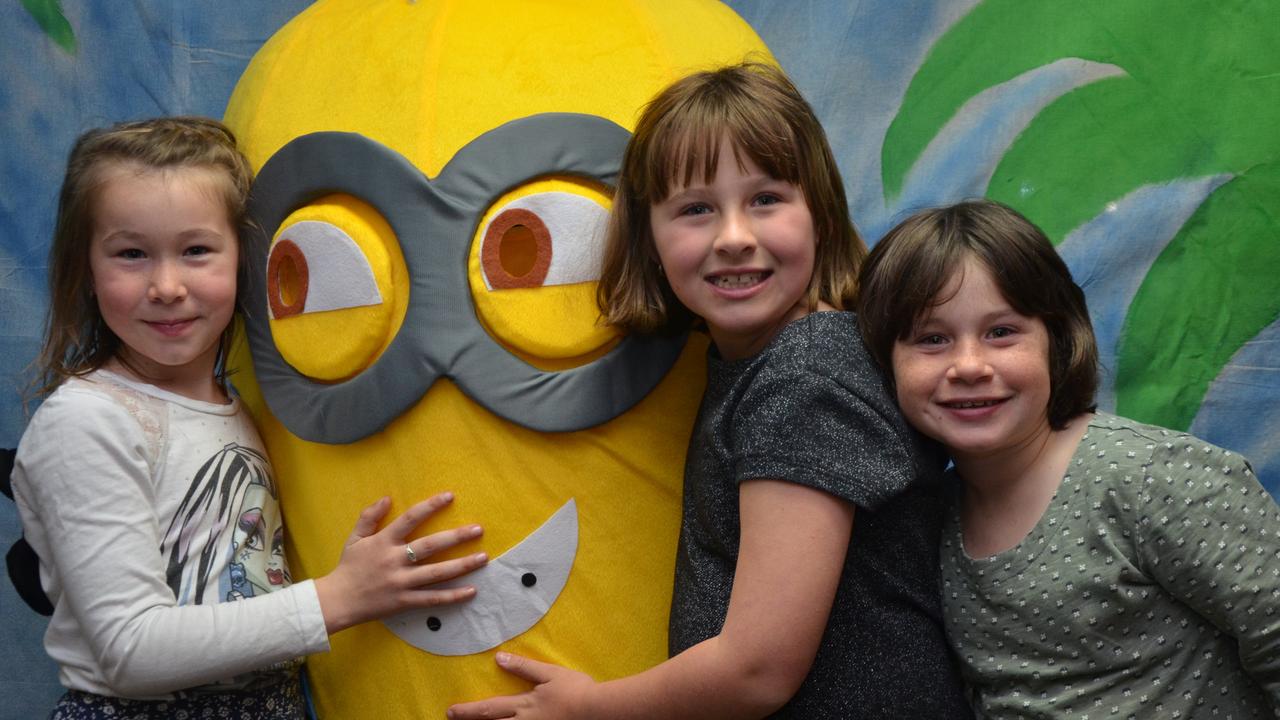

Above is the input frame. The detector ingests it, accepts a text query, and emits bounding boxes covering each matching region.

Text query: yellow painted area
[224,1,771,716]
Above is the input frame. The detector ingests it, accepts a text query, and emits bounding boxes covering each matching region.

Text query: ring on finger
[405,544,419,563]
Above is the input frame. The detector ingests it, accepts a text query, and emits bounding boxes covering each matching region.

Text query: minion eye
[268,220,383,318]
[264,197,407,383]
[478,192,607,291]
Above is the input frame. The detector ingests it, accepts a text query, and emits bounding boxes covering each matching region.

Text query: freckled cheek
[892,376,920,412]
[891,364,937,420]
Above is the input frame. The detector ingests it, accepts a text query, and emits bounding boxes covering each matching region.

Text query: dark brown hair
[856,199,1098,429]
[36,116,254,396]
[597,62,865,334]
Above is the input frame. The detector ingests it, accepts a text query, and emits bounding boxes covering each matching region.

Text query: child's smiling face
[89,162,238,400]
[648,138,817,360]
[890,256,1053,465]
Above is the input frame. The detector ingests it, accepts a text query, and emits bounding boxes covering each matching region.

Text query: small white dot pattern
[941,413,1280,719]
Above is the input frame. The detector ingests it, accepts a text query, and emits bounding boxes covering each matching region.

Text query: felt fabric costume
[11,370,326,701]
[943,412,1280,718]
[670,312,971,718]
[221,1,774,716]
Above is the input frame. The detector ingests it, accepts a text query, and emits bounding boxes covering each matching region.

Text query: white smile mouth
[710,272,768,289]
[383,499,578,656]
[945,399,1002,409]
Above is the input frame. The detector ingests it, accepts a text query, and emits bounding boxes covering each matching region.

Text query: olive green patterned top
[942,412,1280,719]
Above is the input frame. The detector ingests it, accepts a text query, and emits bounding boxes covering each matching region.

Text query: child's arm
[1135,440,1280,702]
[11,389,484,697]
[447,478,854,720]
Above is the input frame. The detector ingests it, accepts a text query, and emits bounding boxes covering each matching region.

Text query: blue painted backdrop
[3,1,1277,715]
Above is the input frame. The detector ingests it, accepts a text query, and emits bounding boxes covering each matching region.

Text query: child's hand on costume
[315,492,487,634]
[446,652,597,720]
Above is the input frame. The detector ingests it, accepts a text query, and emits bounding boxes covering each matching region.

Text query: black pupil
[427,616,441,631]
[521,573,537,587]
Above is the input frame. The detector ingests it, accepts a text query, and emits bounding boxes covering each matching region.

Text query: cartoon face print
[163,444,277,605]
[225,482,290,601]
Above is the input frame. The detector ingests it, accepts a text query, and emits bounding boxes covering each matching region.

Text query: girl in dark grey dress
[449,62,970,720]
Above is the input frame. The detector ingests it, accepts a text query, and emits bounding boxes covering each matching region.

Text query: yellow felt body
[224,1,771,717]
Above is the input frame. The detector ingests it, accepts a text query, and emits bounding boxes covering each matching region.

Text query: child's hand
[446,652,596,720]
[315,492,487,634]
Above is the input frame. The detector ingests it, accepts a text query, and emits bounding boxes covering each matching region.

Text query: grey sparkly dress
[669,311,972,718]
[942,412,1280,718]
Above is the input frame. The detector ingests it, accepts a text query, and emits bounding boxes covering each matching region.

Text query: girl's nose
[147,262,188,302]
[713,210,757,256]
[946,340,992,382]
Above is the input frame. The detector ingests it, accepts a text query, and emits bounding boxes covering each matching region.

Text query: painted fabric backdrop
[2,1,1276,716]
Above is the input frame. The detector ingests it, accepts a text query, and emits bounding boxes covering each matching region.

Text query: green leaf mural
[20,0,75,54]
[883,0,1280,436]
[1122,162,1280,429]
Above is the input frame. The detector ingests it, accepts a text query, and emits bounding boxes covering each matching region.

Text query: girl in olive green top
[857,199,1280,718]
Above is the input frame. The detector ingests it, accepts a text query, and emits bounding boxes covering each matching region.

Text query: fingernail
[468,524,483,536]
[440,491,454,502]
[496,651,510,665]
[474,552,488,563]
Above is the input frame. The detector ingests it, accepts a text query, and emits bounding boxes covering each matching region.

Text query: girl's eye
[118,248,145,260]
[185,245,211,257]
[753,193,781,207]
[919,334,947,345]
[680,203,711,217]
[989,326,1015,339]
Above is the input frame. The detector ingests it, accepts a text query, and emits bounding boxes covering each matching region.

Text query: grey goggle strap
[243,113,687,444]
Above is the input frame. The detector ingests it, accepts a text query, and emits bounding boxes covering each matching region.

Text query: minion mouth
[710,271,768,289]
[383,499,578,656]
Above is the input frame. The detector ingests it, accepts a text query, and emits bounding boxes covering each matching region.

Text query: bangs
[641,83,804,203]
[893,243,970,340]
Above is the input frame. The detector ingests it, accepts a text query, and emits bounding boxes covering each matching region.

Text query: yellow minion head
[224,1,772,716]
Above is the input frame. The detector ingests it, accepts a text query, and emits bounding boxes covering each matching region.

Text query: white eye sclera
[478,192,608,291]
[268,220,383,318]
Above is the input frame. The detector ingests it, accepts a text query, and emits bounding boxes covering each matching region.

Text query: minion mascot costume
[222,1,771,716]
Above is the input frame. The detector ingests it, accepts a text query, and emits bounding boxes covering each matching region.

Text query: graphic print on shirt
[159,444,289,604]
[225,481,290,601]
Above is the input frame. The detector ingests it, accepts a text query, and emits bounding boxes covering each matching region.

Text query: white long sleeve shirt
[12,370,328,699]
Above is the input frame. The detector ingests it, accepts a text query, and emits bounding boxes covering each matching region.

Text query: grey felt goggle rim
[242,113,687,445]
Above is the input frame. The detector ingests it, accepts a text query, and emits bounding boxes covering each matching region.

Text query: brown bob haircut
[856,199,1098,429]
[598,61,866,334]
[35,116,254,396]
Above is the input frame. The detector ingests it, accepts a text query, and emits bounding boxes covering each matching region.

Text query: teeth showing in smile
[947,400,1000,409]
[711,272,764,289]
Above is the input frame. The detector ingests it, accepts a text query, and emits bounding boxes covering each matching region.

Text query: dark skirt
[50,672,306,720]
